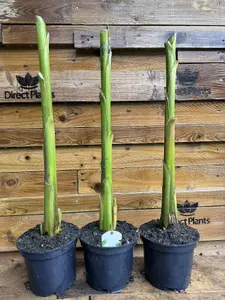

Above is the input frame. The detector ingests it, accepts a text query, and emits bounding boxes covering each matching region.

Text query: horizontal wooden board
[1,143,224,172]
[2,25,75,45]
[78,165,225,194]
[3,25,225,45]
[0,48,165,72]
[74,26,225,49]
[73,1,225,25]
[0,0,71,23]
[1,124,225,147]
[1,102,224,129]
[179,50,225,63]
[1,189,225,216]
[0,170,77,199]
[0,207,224,251]
[1,64,225,102]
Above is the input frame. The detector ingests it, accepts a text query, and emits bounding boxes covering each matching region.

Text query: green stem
[160,34,178,228]
[99,29,117,231]
[36,16,61,236]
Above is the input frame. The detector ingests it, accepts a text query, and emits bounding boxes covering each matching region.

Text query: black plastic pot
[80,239,136,292]
[140,230,199,291]
[17,236,78,297]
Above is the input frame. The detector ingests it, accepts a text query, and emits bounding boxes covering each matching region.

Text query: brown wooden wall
[1,0,225,251]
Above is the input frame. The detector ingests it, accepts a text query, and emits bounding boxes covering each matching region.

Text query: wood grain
[0,207,224,251]
[1,102,224,129]
[1,124,225,147]
[1,189,225,216]
[0,170,77,199]
[73,1,225,25]
[3,25,225,45]
[0,0,72,23]
[78,165,225,194]
[2,25,75,45]
[1,101,225,147]
[1,64,225,102]
[0,48,165,72]
[74,26,225,49]
[1,143,224,172]
[179,50,225,63]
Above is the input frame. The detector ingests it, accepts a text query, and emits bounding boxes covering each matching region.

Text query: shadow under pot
[16,221,79,297]
[139,220,200,291]
[80,220,138,293]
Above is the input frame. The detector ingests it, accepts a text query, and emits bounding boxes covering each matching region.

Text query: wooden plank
[0,48,165,71]
[3,24,225,45]
[0,207,224,251]
[78,165,225,194]
[0,0,72,24]
[1,189,225,216]
[1,102,224,129]
[1,253,225,299]
[74,26,225,49]
[1,143,225,172]
[1,124,225,147]
[92,294,225,300]
[179,50,225,63]
[134,241,225,257]
[73,1,225,25]
[0,170,77,199]
[1,64,225,103]
[2,25,75,45]
[1,253,225,300]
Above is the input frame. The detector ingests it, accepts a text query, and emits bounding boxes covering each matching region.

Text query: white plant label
[101,231,122,247]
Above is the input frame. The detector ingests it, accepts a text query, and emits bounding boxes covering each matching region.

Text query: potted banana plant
[16,16,79,297]
[79,29,138,292]
[140,34,200,291]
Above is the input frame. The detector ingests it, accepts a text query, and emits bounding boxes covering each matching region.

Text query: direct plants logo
[5,72,55,100]
[177,200,210,225]
[16,73,39,90]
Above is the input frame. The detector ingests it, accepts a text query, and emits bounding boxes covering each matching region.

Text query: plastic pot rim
[139,222,200,251]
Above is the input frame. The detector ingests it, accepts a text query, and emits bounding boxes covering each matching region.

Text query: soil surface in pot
[17,221,79,252]
[80,221,138,246]
[140,219,199,245]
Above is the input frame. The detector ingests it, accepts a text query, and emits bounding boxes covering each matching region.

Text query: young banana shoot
[36,16,61,236]
[99,29,117,231]
[160,34,178,229]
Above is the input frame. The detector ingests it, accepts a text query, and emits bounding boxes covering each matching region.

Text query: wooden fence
[0,0,225,251]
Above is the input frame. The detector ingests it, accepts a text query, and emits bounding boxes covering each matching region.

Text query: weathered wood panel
[1,102,224,129]
[2,25,75,45]
[1,143,224,172]
[0,171,77,199]
[3,25,225,45]
[1,64,225,102]
[72,1,225,25]
[79,166,225,194]
[1,189,225,216]
[179,50,225,63]
[0,207,224,251]
[0,48,165,71]
[0,0,72,23]
[74,27,225,49]
[1,124,225,147]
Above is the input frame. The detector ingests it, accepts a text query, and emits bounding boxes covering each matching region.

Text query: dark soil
[17,221,79,253]
[80,220,138,247]
[140,219,199,246]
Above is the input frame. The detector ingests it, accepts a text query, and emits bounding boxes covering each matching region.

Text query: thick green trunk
[36,16,61,236]
[160,34,178,228]
[99,29,117,231]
